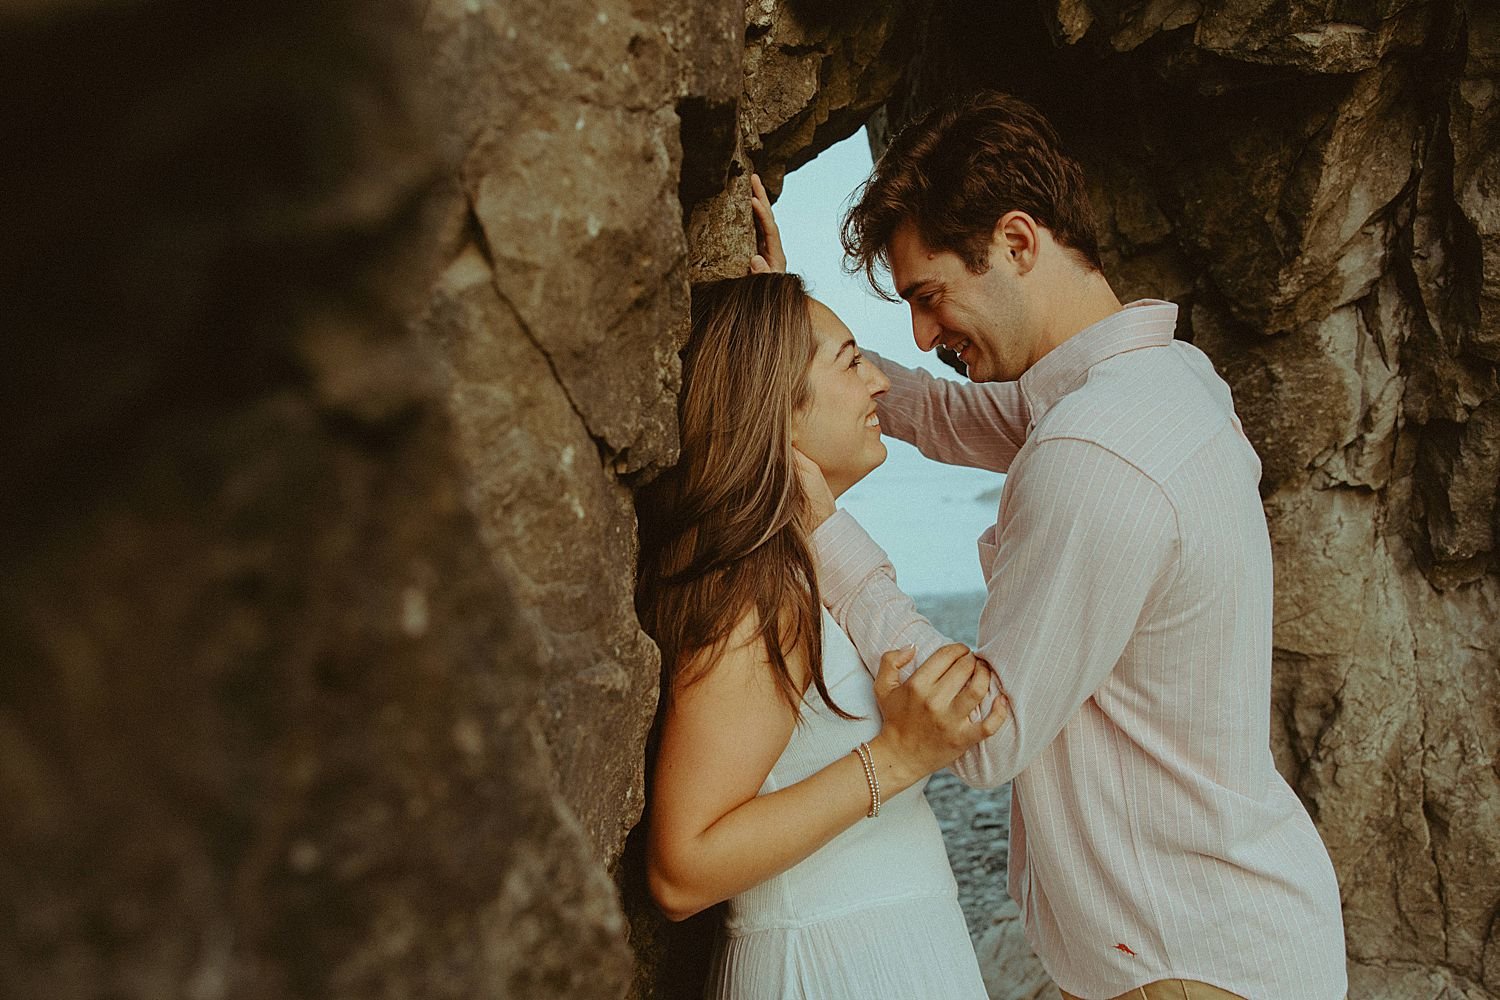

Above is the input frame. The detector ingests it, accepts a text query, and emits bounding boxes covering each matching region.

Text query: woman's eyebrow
[834,338,857,359]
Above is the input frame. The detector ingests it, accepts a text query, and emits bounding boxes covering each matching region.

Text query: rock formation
[1,0,1492,998]
[0,1,643,996]
[0,1,919,998]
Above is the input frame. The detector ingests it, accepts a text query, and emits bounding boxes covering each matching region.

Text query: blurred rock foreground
[0,0,1493,998]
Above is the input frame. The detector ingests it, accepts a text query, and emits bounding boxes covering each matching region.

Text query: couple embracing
[635,91,1347,1000]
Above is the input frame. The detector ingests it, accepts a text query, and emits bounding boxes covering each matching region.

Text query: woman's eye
[849,351,863,369]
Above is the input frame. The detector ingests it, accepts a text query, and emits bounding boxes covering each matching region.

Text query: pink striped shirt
[813,301,1346,998]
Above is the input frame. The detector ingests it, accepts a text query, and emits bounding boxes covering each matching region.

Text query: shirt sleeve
[866,350,1030,474]
[813,508,971,679]
[814,437,1180,789]
[813,509,1008,774]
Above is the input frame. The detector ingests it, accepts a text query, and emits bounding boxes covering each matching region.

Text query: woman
[635,270,1001,998]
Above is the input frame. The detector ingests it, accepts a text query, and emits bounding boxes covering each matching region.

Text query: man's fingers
[791,447,830,495]
[791,447,825,478]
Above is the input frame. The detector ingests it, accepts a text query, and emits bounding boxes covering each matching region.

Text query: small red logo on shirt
[1114,943,1137,957]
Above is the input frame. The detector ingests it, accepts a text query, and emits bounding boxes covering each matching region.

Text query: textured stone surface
[879,1,1499,995]
[686,1,926,283]
[0,2,633,998]
[1,1,927,998]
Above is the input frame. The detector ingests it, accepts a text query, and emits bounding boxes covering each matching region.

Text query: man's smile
[940,335,973,362]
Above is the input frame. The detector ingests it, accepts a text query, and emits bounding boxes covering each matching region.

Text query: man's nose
[911,309,940,352]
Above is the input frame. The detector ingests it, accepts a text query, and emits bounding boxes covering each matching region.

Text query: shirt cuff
[810,509,891,608]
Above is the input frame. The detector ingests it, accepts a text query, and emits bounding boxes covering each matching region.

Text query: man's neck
[1034,269,1125,361]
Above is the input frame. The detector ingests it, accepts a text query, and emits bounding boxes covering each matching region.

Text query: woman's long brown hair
[636,273,853,720]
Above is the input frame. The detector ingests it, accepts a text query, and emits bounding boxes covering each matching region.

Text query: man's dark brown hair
[842,90,1103,299]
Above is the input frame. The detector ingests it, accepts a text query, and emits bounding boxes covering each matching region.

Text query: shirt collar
[1018,299,1179,427]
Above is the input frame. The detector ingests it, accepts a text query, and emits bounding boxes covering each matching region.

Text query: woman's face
[792,299,891,498]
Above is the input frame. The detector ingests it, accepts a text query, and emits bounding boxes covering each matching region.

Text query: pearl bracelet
[853,741,881,818]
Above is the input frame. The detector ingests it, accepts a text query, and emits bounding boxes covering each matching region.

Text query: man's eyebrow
[898,278,937,301]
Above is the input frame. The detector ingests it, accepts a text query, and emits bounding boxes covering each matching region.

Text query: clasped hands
[869,643,1005,787]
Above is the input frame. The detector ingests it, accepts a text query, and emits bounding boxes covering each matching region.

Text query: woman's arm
[647,612,999,921]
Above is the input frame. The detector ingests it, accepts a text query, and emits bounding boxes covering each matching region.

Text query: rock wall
[880,1,1498,995]
[0,1,924,998]
[0,1,641,996]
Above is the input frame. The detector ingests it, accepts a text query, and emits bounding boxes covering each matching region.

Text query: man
[755,92,1347,999]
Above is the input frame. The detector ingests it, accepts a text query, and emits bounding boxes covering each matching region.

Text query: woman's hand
[792,447,836,529]
[868,644,1004,790]
[749,173,787,274]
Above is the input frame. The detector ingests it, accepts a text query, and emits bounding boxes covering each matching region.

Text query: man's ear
[991,211,1040,275]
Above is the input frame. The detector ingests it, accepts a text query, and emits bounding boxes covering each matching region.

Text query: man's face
[887,221,1033,383]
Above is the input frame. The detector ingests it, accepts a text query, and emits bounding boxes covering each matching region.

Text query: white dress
[704,609,989,1000]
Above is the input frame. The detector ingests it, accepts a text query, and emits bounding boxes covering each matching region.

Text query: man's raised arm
[867,350,1030,474]
[813,508,1011,788]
